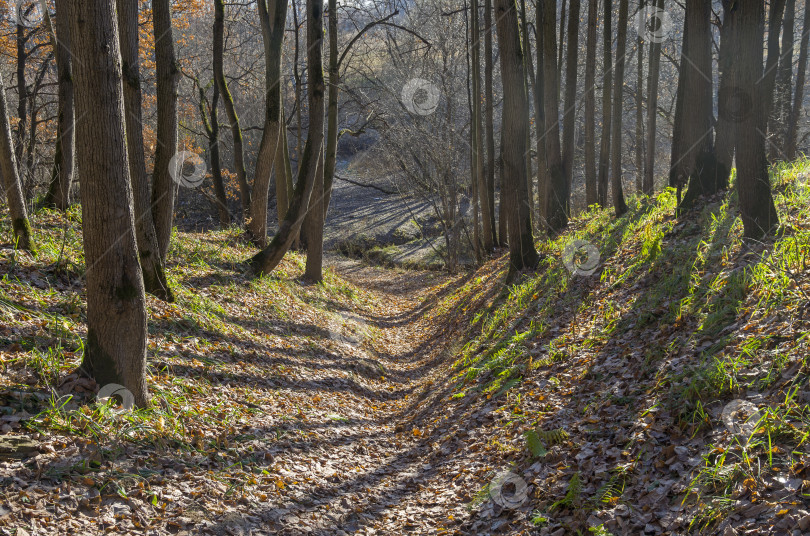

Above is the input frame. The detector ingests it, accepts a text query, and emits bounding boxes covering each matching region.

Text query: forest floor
[0,160,810,535]
[0,211,490,535]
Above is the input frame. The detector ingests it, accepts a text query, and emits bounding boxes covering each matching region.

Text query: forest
[0,0,809,534]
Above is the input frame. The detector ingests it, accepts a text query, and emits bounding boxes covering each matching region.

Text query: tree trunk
[449,175,460,272]
[0,71,32,251]
[292,0,304,169]
[542,0,568,233]
[213,0,251,217]
[518,0,535,223]
[643,0,664,195]
[484,0,498,243]
[69,0,149,407]
[609,0,628,216]
[562,0,581,209]
[558,0,567,89]
[251,0,325,277]
[303,151,325,281]
[247,0,288,246]
[762,0,786,125]
[635,29,644,193]
[786,0,810,159]
[304,0,337,282]
[597,0,613,207]
[466,0,482,261]
[472,0,493,251]
[202,83,231,227]
[770,0,795,160]
[735,0,778,239]
[118,0,174,302]
[494,0,539,272]
[152,0,180,260]
[25,70,42,191]
[276,108,294,223]
[497,126,508,245]
[42,0,74,210]
[534,0,549,228]
[15,24,27,183]
[715,0,739,178]
[671,0,721,209]
[321,0,339,217]
[25,57,51,196]
[584,0,598,206]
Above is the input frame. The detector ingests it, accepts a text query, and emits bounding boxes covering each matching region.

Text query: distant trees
[763,0,787,134]
[561,0,580,212]
[484,0,498,246]
[643,0,664,196]
[195,80,231,227]
[787,0,810,160]
[540,0,567,234]
[583,0,598,205]
[208,0,794,269]
[768,0,810,163]
[0,71,32,251]
[41,0,74,211]
[471,0,494,252]
[352,0,476,271]
[533,0,548,230]
[609,0,628,216]
[597,0,613,208]
[771,0,796,160]
[2,0,804,281]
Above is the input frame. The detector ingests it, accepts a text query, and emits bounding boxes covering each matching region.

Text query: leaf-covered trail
[254,259,468,535]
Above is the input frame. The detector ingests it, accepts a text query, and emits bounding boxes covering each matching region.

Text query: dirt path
[253,259,464,535]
